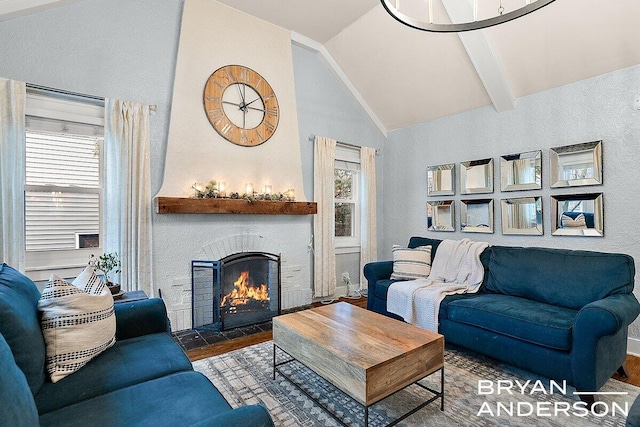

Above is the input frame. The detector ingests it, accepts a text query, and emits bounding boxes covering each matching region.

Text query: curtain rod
[26,83,157,113]
[308,134,380,155]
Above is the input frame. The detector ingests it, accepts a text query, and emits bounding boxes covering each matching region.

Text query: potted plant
[88,252,122,294]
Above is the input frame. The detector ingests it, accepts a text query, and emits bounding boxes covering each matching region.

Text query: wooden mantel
[155,197,317,215]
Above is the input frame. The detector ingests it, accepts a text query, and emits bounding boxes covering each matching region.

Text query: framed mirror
[461,199,493,233]
[427,200,455,232]
[551,193,603,237]
[550,141,602,188]
[427,164,455,196]
[460,158,493,195]
[500,150,542,191]
[501,197,543,235]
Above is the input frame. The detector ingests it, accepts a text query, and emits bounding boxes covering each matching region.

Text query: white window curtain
[360,147,377,288]
[0,78,26,270]
[313,136,336,298]
[104,99,153,295]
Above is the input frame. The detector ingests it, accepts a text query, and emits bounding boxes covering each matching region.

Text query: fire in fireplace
[191,252,281,331]
[220,252,280,330]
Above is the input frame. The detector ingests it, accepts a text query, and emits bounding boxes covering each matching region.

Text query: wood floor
[187,296,640,388]
[186,297,367,361]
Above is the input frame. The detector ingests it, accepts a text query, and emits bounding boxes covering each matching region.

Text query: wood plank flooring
[186,297,367,361]
[186,296,640,389]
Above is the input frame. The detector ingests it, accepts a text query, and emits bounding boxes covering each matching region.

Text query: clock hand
[246,106,265,112]
[244,96,262,108]
[222,100,242,107]
[236,83,245,104]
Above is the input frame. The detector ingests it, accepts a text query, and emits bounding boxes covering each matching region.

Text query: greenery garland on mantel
[192,180,295,202]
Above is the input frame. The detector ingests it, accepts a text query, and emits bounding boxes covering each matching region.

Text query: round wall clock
[203,65,279,147]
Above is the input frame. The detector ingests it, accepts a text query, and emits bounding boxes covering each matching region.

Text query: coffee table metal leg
[441,366,445,411]
[365,405,368,427]
[273,344,443,427]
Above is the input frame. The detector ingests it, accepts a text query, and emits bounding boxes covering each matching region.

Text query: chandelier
[380,0,556,33]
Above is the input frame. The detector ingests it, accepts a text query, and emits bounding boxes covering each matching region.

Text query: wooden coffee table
[273,302,444,426]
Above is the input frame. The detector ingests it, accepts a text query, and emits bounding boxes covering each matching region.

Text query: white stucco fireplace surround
[156,226,313,332]
[153,0,314,332]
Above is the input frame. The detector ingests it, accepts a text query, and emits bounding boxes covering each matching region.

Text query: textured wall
[383,65,640,343]
[292,45,386,202]
[0,0,183,199]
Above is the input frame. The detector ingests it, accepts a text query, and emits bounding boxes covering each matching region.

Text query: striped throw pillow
[561,213,587,229]
[390,245,432,280]
[38,266,116,383]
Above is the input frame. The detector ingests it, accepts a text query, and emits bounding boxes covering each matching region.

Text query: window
[24,90,105,281]
[334,144,360,249]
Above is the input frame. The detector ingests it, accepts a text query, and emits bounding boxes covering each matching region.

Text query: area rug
[192,342,638,427]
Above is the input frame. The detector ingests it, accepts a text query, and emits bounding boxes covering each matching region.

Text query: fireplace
[191,252,281,331]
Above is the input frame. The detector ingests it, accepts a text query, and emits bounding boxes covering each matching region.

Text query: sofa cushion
[0,263,46,395]
[374,279,396,300]
[38,271,116,383]
[0,333,39,427]
[35,332,193,414]
[485,246,635,309]
[39,371,233,427]
[408,237,442,260]
[390,245,432,280]
[445,294,577,351]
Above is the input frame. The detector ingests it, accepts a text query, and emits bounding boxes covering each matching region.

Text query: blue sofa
[0,263,274,427]
[364,237,640,402]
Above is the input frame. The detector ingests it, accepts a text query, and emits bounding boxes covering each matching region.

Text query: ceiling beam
[291,31,388,138]
[442,0,515,112]
[0,0,85,22]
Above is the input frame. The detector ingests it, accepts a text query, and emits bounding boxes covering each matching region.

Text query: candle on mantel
[193,182,204,196]
[245,183,254,195]
[286,188,295,201]
[218,181,226,196]
[264,184,272,195]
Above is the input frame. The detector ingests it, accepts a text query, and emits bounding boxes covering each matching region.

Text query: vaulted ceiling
[218,0,640,134]
[3,0,640,134]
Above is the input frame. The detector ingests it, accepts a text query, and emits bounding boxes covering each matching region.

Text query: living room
[1,0,639,426]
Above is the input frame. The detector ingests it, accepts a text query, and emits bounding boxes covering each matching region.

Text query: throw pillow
[390,245,432,280]
[561,213,587,228]
[38,267,116,383]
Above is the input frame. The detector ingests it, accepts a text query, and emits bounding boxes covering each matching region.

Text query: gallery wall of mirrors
[426,141,604,237]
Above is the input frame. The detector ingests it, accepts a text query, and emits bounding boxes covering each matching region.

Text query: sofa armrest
[364,261,393,310]
[114,298,171,340]
[190,405,274,427]
[572,293,640,391]
[574,293,640,339]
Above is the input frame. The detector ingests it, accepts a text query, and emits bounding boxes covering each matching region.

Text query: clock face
[203,65,279,147]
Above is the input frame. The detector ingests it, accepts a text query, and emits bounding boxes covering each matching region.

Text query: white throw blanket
[387,238,489,332]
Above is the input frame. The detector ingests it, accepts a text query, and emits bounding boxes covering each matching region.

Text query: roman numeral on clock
[224,68,236,82]
[265,121,276,133]
[221,123,232,135]
[208,108,224,125]
[239,68,250,83]
[266,107,278,117]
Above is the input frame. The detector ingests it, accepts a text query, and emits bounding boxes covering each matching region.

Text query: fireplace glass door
[220,252,280,330]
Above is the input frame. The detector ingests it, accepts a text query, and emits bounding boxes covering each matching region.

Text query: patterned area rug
[192,342,638,426]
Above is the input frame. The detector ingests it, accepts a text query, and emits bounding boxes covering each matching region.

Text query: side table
[113,290,148,304]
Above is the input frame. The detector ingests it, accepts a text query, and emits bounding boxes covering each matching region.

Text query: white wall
[292,44,386,291]
[159,0,305,198]
[383,65,640,341]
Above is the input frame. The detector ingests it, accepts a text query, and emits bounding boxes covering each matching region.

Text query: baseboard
[628,337,640,356]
